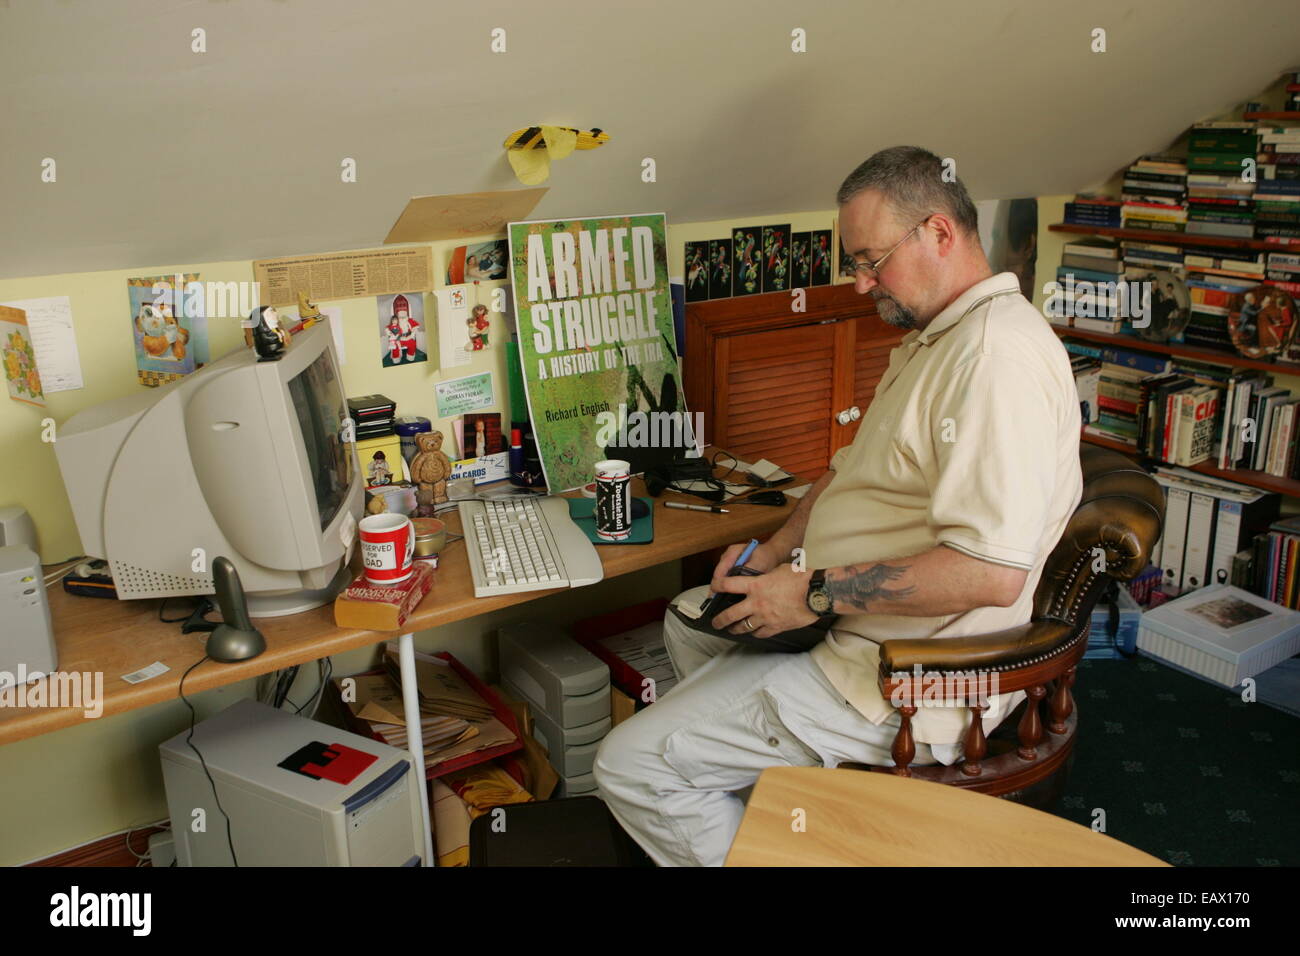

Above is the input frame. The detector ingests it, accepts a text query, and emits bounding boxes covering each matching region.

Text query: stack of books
[1186,123,1258,238]
[1055,238,1125,331]
[1182,244,1266,283]
[346,393,397,439]
[1255,126,1300,239]
[1071,354,1102,424]
[1266,250,1300,294]
[1064,194,1121,228]
[1121,155,1188,232]
[1121,239,1185,274]
[1183,274,1254,353]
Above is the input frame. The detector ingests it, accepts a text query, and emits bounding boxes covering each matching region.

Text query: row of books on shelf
[1059,237,1300,286]
[1068,340,1300,478]
[1064,118,1300,241]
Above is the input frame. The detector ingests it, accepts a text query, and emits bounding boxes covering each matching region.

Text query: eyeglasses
[842,216,932,280]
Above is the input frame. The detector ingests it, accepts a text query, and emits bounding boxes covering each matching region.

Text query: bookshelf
[1243,111,1300,121]
[1079,428,1300,498]
[1047,222,1300,252]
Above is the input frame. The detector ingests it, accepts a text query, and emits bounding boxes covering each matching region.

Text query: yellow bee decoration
[503,125,609,184]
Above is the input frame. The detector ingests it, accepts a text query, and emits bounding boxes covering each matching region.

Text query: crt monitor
[55,322,363,616]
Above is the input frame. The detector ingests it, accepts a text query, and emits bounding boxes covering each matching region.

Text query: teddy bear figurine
[410,430,452,516]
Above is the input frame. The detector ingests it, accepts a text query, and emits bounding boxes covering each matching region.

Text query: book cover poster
[126,274,208,387]
[508,212,684,491]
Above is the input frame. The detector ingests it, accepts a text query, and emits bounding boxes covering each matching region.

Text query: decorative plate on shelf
[1227,284,1297,360]
[1124,268,1190,343]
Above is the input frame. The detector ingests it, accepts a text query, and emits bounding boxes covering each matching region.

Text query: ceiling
[3,0,1299,281]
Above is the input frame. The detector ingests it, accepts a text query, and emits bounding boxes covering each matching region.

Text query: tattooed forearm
[824,562,917,612]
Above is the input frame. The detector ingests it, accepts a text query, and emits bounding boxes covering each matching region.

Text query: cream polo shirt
[803,272,1083,756]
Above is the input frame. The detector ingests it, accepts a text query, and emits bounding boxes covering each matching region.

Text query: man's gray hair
[836,146,979,236]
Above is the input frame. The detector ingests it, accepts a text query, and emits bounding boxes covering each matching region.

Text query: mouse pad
[567,497,654,544]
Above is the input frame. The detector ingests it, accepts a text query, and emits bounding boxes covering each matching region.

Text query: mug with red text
[358,513,415,586]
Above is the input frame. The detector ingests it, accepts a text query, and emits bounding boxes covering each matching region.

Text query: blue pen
[733,539,760,571]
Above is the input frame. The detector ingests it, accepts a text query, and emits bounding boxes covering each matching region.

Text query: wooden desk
[0,480,791,746]
[725,767,1168,867]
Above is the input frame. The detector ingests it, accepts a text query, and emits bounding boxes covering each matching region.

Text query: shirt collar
[914,272,1023,346]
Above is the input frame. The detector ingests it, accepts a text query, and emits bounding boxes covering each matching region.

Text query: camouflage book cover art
[508,213,684,491]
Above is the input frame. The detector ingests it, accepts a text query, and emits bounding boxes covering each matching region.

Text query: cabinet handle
[835,406,862,426]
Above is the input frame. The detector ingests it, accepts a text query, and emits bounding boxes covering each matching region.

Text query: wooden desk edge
[0,495,792,746]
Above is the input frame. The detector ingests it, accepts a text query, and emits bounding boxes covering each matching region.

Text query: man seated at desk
[593,145,1084,867]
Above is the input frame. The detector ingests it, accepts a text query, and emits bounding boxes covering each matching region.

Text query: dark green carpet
[1053,656,1299,866]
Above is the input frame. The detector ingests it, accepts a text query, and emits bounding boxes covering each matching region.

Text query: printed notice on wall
[252,246,434,307]
[0,295,82,392]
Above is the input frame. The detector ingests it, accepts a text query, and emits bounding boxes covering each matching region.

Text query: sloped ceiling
[2,0,1298,281]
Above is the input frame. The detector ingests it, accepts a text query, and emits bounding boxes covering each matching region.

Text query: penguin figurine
[249,306,289,362]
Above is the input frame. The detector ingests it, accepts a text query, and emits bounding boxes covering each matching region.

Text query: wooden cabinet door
[713,319,856,476]
[684,284,901,476]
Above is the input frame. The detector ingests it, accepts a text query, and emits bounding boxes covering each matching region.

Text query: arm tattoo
[825,562,916,612]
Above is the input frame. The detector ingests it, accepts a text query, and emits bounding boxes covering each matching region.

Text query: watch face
[809,588,833,614]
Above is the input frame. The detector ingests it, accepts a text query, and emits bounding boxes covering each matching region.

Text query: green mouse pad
[567,497,655,544]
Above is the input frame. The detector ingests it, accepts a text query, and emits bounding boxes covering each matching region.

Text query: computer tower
[160,698,424,866]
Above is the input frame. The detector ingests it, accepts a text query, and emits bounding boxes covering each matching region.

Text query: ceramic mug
[358,513,415,585]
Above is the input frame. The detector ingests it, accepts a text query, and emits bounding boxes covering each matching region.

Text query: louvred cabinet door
[684,284,898,477]
[713,320,853,475]
[839,313,906,447]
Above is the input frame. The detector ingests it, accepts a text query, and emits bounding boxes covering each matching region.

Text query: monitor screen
[288,350,352,532]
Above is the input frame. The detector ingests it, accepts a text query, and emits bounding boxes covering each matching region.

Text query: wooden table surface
[725,767,1168,866]
[2,479,791,746]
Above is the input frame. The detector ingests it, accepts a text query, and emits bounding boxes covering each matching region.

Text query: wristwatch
[805,569,835,617]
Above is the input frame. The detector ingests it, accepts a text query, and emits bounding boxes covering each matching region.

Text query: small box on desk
[1083,585,1141,659]
[333,561,434,631]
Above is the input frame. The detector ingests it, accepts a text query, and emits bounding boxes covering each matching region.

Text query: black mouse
[631,498,649,519]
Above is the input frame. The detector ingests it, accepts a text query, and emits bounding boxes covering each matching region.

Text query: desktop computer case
[160,698,424,866]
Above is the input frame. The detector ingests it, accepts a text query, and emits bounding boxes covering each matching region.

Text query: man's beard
[873,292,918,330]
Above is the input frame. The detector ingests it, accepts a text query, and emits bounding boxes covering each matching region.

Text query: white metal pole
[397,631,435,864]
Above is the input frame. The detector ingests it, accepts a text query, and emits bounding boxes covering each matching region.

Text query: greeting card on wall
[432,285,473,370]
[0,305,45,407]
[126,274,210,387]
[508,212,686,491]
[377,292,428,367]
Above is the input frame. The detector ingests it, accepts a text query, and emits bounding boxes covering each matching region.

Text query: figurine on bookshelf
[410,429,452,516]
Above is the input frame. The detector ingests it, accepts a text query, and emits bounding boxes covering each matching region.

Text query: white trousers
[592,586,944,867]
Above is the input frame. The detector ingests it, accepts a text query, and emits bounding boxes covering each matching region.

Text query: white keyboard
[459,496,604,597]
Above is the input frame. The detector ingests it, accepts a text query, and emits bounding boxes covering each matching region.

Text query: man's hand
[709,540,782,593]
[710,563,818,638]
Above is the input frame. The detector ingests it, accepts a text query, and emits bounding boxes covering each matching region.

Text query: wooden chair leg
[961,703,987,777]
[1018,684,1046,760]
[891,706,916,776]
[1049,666,1076,735]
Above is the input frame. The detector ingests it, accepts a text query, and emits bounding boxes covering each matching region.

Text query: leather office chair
[856,443,1165,810]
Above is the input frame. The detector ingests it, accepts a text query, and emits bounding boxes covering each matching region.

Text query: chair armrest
[878,619,1074,675]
